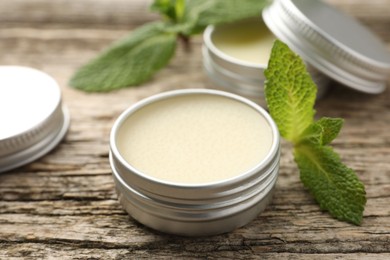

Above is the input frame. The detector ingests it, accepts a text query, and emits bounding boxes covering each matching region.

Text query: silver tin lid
[0,66,70,173]
[262,0,390,94]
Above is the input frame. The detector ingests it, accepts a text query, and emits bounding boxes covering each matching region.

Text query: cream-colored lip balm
[212,19,275,65]
[116,92,273,184]
[110,89,280,236]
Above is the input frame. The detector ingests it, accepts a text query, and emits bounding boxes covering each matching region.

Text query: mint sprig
[265,40,366,225]
[70,0,269,92]
[70,22,176,92]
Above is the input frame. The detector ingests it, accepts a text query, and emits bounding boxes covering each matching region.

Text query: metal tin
[203,19,330,106]
[110,89,280,236]
[203,0,390,102]
[0,66,70,173]
[262,0,390,94]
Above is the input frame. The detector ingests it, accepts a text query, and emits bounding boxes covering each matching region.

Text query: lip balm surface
[116,94,273,184]
[212,19,275,65]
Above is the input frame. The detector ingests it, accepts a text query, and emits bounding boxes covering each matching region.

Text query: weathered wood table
[1,0,389,259]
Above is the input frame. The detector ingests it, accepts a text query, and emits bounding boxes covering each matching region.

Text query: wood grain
[1,0,390,259]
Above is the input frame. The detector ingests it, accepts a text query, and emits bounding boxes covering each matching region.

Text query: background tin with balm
[110,89,280,236]
[203,0,390,103]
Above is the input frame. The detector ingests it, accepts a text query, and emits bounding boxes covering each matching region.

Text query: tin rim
[110,89,280,189]
[202,46,265,92]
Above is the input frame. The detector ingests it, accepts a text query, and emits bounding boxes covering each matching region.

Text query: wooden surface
[1,0,390,259]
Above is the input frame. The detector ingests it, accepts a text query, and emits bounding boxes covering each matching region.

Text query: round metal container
[0,66,70,173]
[203,0,390,103]
[203,19,330,106]
[262,0,390,94]
[110,89,280,236]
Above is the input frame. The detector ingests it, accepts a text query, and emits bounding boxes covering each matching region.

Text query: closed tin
[110,89,280,236]
[0,66,70,173]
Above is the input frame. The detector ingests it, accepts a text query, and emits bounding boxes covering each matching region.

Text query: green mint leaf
[182,0,270,35]
[264,40,317,143]
[265,40,366,225]
[315,117,344,145]
[69,22,176,92]
[294,144,366,225]
[151,0,185,23]
[71,0,272,91]
[175,0,185,22]
[298,122,323,146]
[299,117,344,146]
[151,0,177,21]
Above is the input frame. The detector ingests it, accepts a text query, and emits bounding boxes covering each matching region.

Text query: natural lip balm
[116,92,273,185]
[110,89,280,236]
[211,18,275,66]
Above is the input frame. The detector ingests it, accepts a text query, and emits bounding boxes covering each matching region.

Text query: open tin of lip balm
[110,89,280,236]
[203,18,329,105]
[203,0,390,104]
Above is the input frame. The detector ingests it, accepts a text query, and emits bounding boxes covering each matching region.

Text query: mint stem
[178,33,191,53]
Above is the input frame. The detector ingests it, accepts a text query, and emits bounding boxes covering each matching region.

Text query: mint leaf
[264,40,366,225]
[294,144,366,225]
[151,0,185,22]
[151,0,177,21]
[264,40,317,143]
[316,117,344,145]
[69,22,176,92]
[299,117,344,146]
[298,122,323,146]
[182,0,270,35]
[175,0,185,22]
[71,0,271,91]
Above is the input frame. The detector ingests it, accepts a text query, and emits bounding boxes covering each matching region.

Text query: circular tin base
[111,152,278,236]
